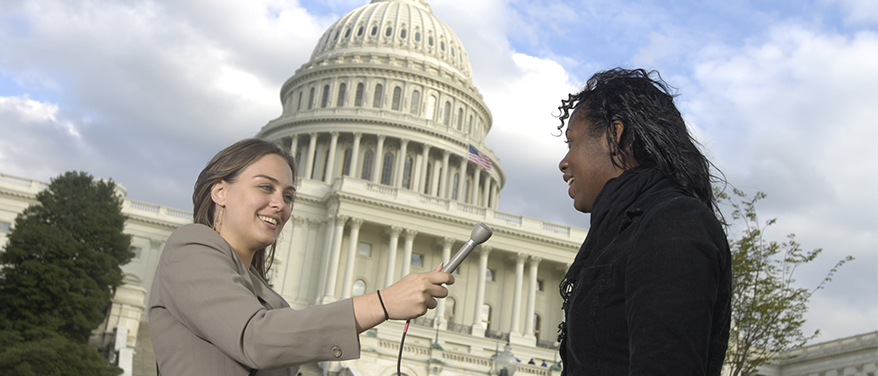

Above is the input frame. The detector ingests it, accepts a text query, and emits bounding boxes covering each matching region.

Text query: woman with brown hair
[149,138,452,376]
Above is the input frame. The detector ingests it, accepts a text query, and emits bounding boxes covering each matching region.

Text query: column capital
[353,132,362,139]
[479,245,493,257]
[529,255,543,266]
[293,217,307,226]
[150,239,164,250]
[404,229,418,240]
[400,138,409,146]
[349,217,364,230]
[377,134,386,142]
[309,131,317,137]
[330,130,339,137]
[387,225,403,237]
[336,214,349,225]
[441,236,455,248]
[516,253,529,263]
[442,149,450,157]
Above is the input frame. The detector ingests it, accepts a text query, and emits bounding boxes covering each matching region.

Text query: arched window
[321,84,330,108]
[372,84,383,108]
[468,114,474,134]
[361,150,374,180]
[371,26,378,36]
[391,86,402,111]
[320,149,329,181]
[452,173,459,199]
[465,177,471,203]
[457,108,463,130]
[307,87,315,109]
[402,156,413,189]
[342,148,353,176]
[296,90,303,111]
[385,27,392,37]
[415,32,421,42]
[357,26,364,36]
[352,280,366,297]
[381,152,394,185]
[445,297,456,324]
[400,29,407,39]
[355,83,364,107]
[410,90,420,115]
[443,101,451,125]
[426,95,437,120]
[336,83,346,107]
[344,28,351,38]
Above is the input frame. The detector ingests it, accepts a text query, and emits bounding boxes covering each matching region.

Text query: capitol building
[1,1,875,376]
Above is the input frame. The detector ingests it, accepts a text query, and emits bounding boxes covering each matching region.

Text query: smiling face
[559,110,627,213]
[212,153,296,258]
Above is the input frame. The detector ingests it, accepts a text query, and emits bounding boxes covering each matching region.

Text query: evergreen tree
[0,171,133,342]
[719,189,853,376]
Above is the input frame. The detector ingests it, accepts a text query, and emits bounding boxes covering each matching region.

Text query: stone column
[395,139,409,188]
[295,219,320,308]
[324,131,339,184]
[341,218,364,299]
[434,237,455,329]
[290,134,299,163]
[372,135,386,184]
[400,229,418,278]
[510,253,527,335]
[472,168,481,206]
[418,145,431,193]
[482,177,491,209]
[305,132,318,180]
[439,150,451,198]
[321,214,348,303]
[350,132,362,177]
[430,156,442,196]
[457,155,467,202]
[280,217,306,297]
[384,225,402,288]
[472,245,492,337]
[524,256,542,339]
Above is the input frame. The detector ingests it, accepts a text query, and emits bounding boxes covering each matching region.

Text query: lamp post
[494,341,517,376]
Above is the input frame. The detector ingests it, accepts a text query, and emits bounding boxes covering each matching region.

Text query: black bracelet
[376,289,390,321]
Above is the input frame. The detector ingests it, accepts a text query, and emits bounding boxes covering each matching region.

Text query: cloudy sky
[1,0,876,343]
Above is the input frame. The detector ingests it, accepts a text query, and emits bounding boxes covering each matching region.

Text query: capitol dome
[312,0,473,81]
[258,0,504,209]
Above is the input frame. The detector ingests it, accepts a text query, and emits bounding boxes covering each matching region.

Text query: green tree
[719,189,853,376]
[0,171,132,375]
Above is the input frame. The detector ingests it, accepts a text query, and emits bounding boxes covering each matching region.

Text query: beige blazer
[149,224,360,376]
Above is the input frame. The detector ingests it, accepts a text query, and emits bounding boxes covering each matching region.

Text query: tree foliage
[0,171,132,374]
[719,189,853,376]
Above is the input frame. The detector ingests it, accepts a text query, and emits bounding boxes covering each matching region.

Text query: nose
[270,192,285,212]
[559,154,568,172]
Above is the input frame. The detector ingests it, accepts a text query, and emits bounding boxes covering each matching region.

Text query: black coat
[559,167,731,375]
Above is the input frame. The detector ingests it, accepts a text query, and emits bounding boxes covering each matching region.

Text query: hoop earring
[214,206,224,233]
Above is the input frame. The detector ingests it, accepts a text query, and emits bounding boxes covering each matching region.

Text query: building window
[465,178,471,203]
[357,242,372,257]
[296,90,303,111]
[357,26,364,36]
[485,268,495,282]
[537,279,544,291]
[372,84,383,108]
[371,26,378,36]
[415,32,421,42]
[336,83,346,107]
[132,247,142,259]
[402,156,413,189]
[355,83,364,107]
[468,114,473,133]
[428,35,434,46]
[424,162,433,194]
[344,28,351,38]
[410,90,420,115]
[342,148,352,176]
[443,101,451,125]
[361,150,374,180]
[352,280,366,297]
[391,86,402,111]
[400,29,407,39]
[385,27,392,37]
[380,152,394,185]
[321,84,330,108]
[411,253,423,267]
[307,87,315,109]
[440,41,445,51]
[426,95,436,120]
[0,221,11,234]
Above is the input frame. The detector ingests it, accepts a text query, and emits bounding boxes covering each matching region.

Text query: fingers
[383,271,453,320]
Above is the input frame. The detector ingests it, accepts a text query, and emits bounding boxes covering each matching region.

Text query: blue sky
[1,0,876,344]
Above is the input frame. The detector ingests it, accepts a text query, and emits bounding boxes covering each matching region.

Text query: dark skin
[559,110,638,213]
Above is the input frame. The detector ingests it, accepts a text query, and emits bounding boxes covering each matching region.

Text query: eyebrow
[254,174,296,192]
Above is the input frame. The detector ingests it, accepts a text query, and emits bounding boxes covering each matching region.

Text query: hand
[380,266,454,320]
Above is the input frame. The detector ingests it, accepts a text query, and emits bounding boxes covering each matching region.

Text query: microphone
[441,223,493,273]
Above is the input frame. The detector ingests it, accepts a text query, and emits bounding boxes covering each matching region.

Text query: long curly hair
[192,138,298,280]
[556,67,723,213]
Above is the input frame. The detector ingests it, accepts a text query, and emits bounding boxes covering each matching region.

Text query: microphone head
[470,223,493,245]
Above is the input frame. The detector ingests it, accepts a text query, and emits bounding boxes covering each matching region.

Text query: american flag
[468,145,493,171]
